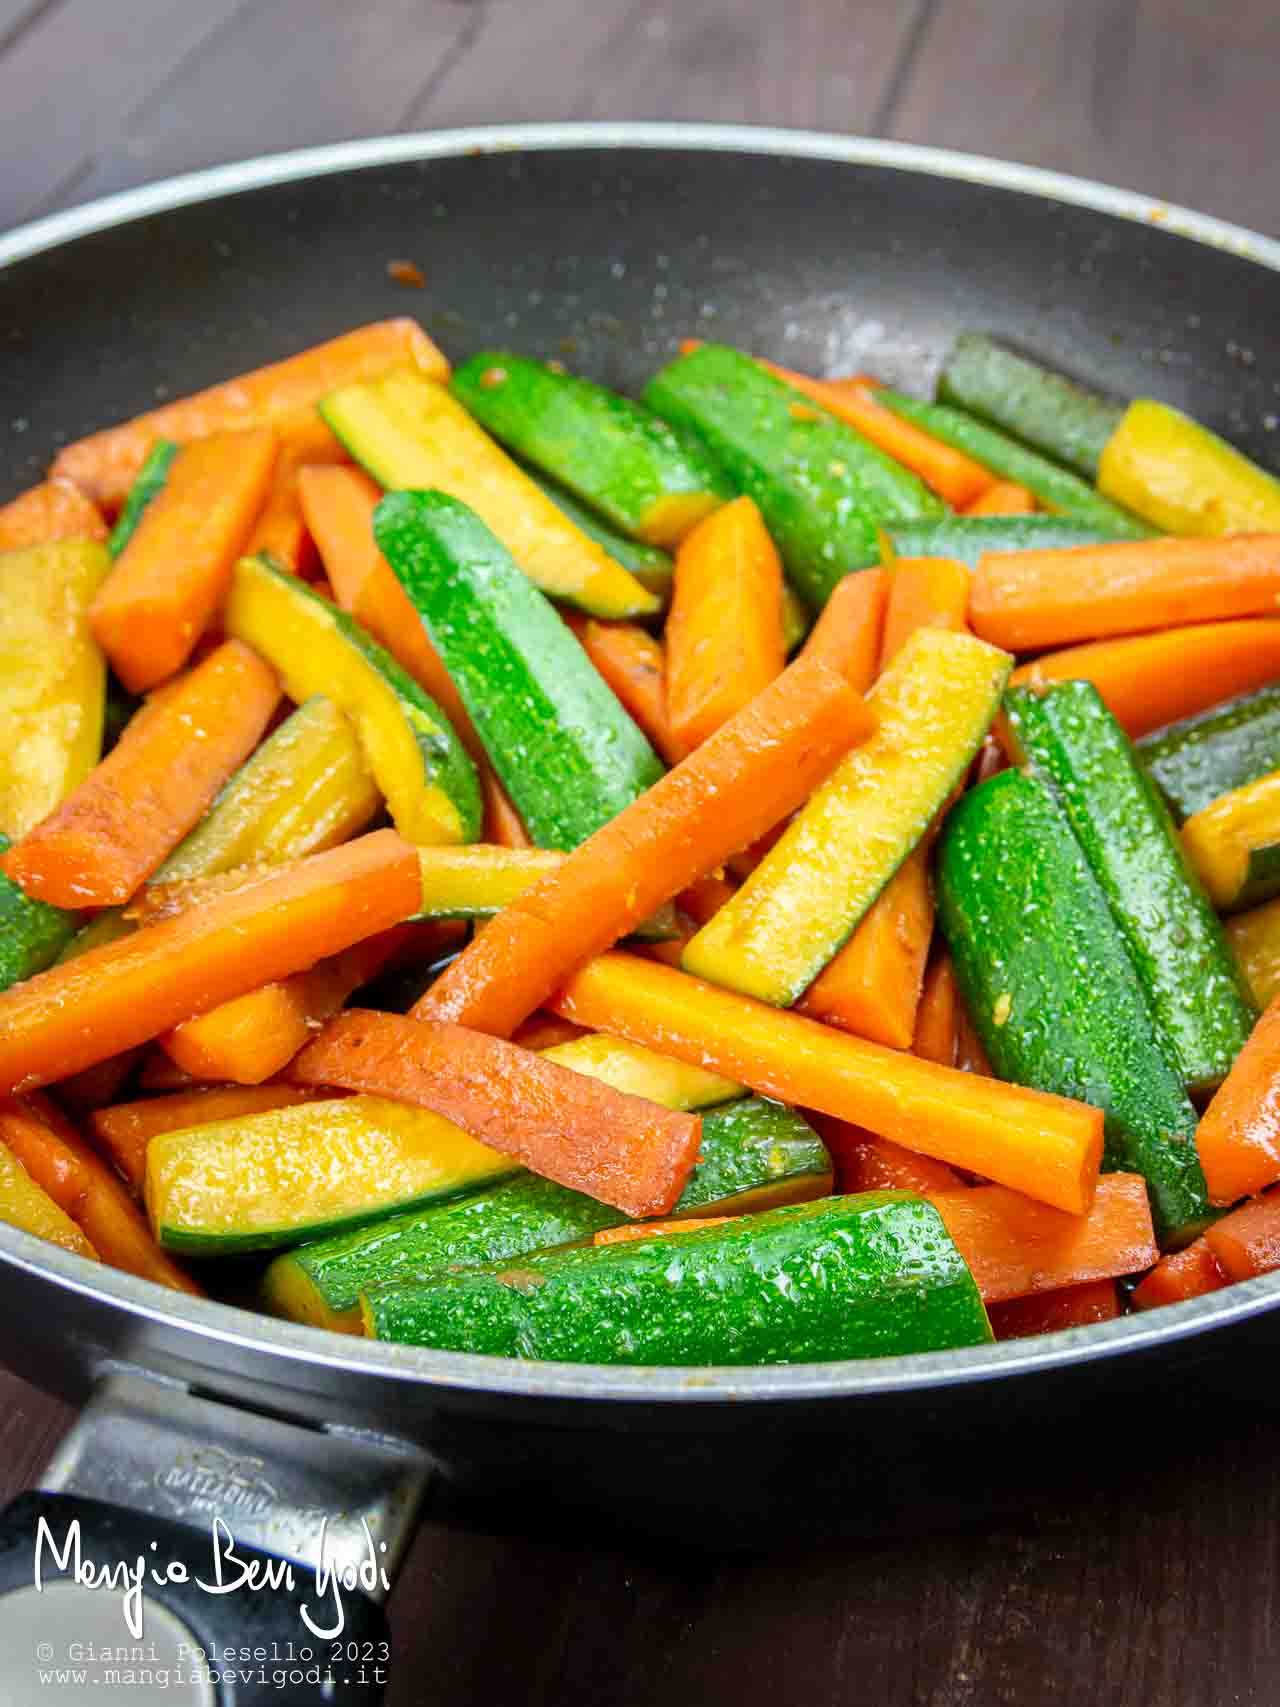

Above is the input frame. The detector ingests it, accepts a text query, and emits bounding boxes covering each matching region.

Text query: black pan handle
[0,1375,430,1705]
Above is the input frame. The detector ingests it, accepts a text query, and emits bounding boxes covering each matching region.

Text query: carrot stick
[508,1013,588,1052]
[414,655,875,1039]
[988,1279,1120,1338]
[1204,1190,1280,1281]
[160,930,403,1085]
[664,496,787,755]
[879,557,970,666]
[244,411,347,573]
[1130,1237,1227,1310]
[480,765,532,849]
[1007,619,1280,741]
[965,480,1037,517]
[552,952,1104,1213]
[124,864,285,927]
[137,1055,205,1093]
[932,1175,1156,1303]
[970,535,1280,651]
[913,953,959,1067]
[797,558,964,1046]
[90,428,277,691]
[798,840,933,1048]
[0,829,421,1092]
[592,1217,736,1246]
[678,872,738,928]
[298,464,481,755]
[90,1085,325,1192]
[1196,995,1280,1204]
[288,1009,702,1217]
[0,480,107,550]
[54,1051,144,1114]
[0,1093,200,1293]
[2,640,280,908]
[565,616,684,766]
[54,320,448,509]
[813,1117,964,1195]
[800,569,886,692]
[954,998,993,1077]
[757,362,995,509]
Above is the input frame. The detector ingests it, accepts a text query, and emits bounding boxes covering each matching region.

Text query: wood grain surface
[2,0,1277,237]
[2,3,1278,1703]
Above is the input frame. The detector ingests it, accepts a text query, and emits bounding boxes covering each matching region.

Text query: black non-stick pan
[2,125,1280,1704]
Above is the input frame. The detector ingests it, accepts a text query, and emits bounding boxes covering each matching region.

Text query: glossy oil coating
[362,1193,991,1363]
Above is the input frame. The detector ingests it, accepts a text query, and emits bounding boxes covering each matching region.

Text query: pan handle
[0,1374,430,1705]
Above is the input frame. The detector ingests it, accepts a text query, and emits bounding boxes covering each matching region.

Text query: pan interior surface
[2,124,1279,1408]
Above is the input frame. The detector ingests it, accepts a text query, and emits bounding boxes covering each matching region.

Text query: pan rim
[3,121,1279,273]
[2,119,1277,1407]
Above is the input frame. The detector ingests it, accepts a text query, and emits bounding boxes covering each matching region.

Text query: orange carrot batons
[759,364,995,509]
[0,830,422,1092]
[1204,1190,1280,1281]
[567,617,684,766]
[665,495,786,755]
[0,480,107,550]
[1131,1237,1227,1310]
[878,557,970,667]
[90,427,278,691]
[815,1118,964,1196]
[244,410,348,573]
[159,933,402,1085]
[988,1280,1120,1338]
[932,1175,1156,1303]
[2,640,280,908]
[55,319,448,508]
[553,953,1104,1214]
[415,655,875,1039]
[965,481,1037,517]
[288,1009,702,1217]
[798,840,933,1048]
[913,954,960,1067]
[1196,994,1280,1204]
[970,534,1280,652]
[1008,620,1280,741]
[0,1094,200,1294]
[800,570,886,693]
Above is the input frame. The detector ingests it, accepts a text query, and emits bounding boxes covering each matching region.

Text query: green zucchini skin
[374,489,664,850]
[451,352,731,543]
[936,769,1213,1246]
[526,467,674,600]
[361,1193,992,1362]
[643,344,944,607]
[1139,685,1280,824]
[883,514,1135,569]
[265,1098,830,1324]
[874,388,1150,537]
[937,334,1126,480]
[1004,681,1256,1093]
[107,439,178,558]
[0,834,78,992]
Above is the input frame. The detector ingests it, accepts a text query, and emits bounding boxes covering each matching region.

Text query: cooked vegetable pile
[4,318,1280,1363]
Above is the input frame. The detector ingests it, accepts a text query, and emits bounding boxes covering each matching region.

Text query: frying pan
[2,124,1280,1703]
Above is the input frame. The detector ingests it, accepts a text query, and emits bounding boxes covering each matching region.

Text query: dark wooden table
[3,2,1280,1702]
